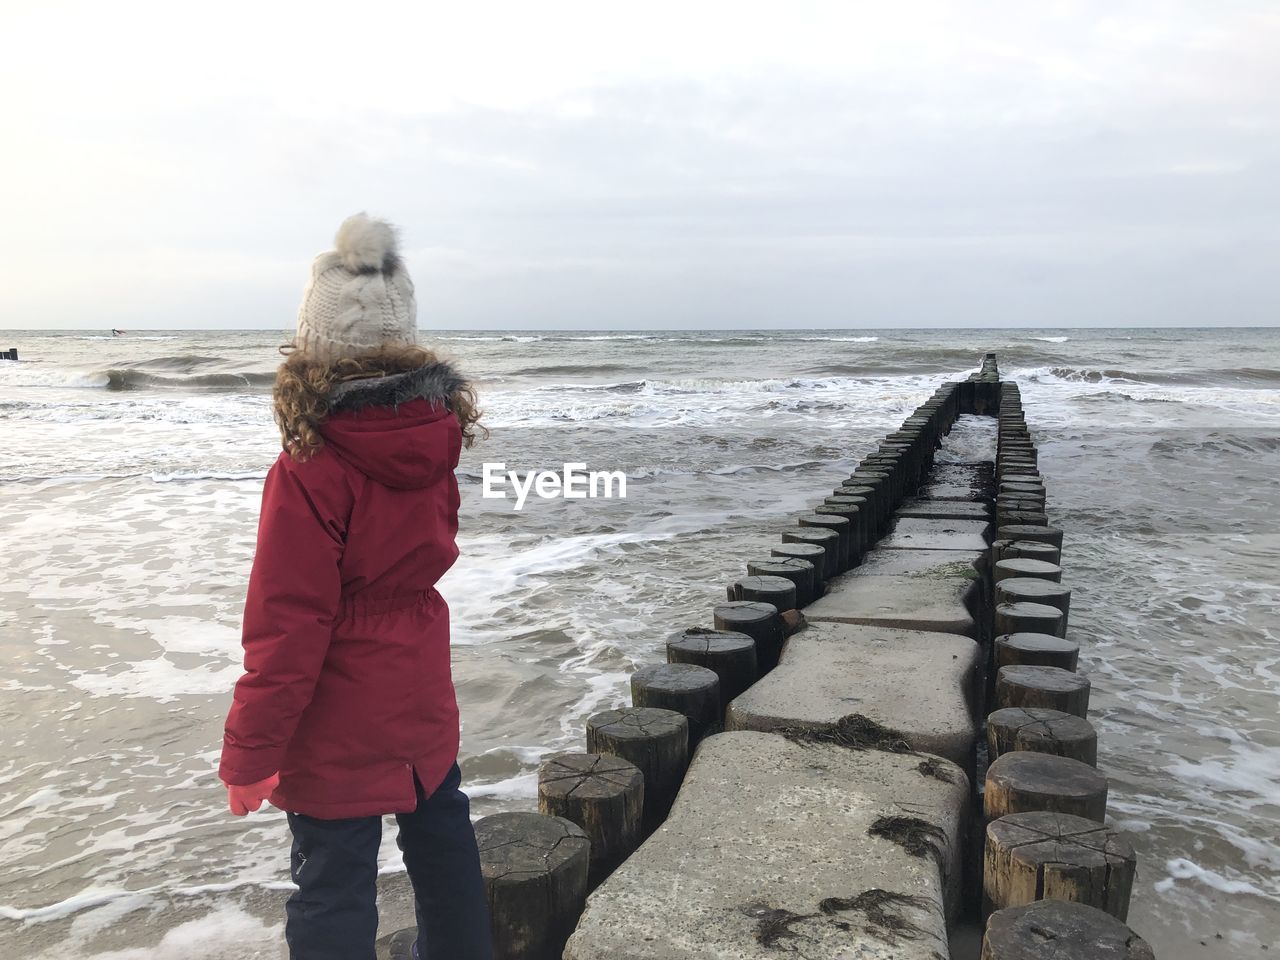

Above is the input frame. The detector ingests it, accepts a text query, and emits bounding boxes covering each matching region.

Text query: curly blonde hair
[273,343,486,461]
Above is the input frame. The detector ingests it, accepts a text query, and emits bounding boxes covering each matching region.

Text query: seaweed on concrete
[738,903,815,947]
[819,889,935,946]
[916,756,954,783]
[867,815,947,862]
[776,714,912,753]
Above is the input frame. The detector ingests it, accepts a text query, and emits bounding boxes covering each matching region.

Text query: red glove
[224,773,280,816]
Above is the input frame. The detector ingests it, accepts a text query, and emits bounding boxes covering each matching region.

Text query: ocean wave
[150,469,266,483]
[1032,336,1070,343]
[75,335,178,341]
[803,363,937,377]
[0,364,274,391]
[437,335,543,343]
[1023,365,1280,388]
[506,363,633,377]
[104,368,275,391]
[1149,433,1280,458]
[796,335,880,342]
[519,372,947,398]
[133,354,226,371]
[1068,391,1178,405]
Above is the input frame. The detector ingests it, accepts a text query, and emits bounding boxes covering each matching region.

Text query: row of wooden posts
[1,348,17,361]
[977,377,1155,958]
[424,355,1156,959]
[456,371,972,958]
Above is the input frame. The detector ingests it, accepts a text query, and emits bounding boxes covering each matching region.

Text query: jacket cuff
[218,741,282,787]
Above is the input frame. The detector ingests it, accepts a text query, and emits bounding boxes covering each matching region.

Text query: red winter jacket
[219,362,466,819]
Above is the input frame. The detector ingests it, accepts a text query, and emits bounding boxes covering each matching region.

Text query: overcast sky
[2,1,1276,330]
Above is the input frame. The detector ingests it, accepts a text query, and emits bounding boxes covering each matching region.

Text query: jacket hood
[318,361,464,489]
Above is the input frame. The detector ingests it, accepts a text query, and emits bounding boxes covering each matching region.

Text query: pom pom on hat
[334,212,400,273]
[294,213,418,360]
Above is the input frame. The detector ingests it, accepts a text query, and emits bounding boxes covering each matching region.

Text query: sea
[1,327,1277,959]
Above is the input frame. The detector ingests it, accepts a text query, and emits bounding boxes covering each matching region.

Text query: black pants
[284,762,492,960]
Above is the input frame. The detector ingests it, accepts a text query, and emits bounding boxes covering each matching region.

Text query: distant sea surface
[1,328,1277,959]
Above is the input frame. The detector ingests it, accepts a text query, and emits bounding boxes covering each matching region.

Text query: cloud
[1,1,1277,328]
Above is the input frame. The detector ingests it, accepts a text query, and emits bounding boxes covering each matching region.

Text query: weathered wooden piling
[630,662,720,748]
[993,558,1061,582]
[995,600,1064,638]
[986,707,1098,765]
[726,574,796,612]
[992,538,1061,565]
[585,707,688,831]
[746,557,816,606]
[770,542,828,587]
[997,523,1063,549]
[782,527,840,580]
[476,812,592,960]
[997,579,1071,633]
[713,600,784,672]
[823,495,870,558]
[797,512,852,572]
[984,811,1136,920]
[981,900,1154,959]
[538,753,645,887]
[665,628,757,712]
[985,751,1108,822]
[995,664,1091,717]
[994,632,1079,672]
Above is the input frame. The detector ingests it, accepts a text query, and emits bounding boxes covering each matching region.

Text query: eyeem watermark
[482,462,627,511]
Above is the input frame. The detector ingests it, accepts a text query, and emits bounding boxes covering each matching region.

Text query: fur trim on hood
[328,360,467,413]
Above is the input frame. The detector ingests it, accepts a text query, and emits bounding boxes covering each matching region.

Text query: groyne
[386,354,1153,959]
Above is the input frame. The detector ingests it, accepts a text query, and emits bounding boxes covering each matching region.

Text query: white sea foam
[1156,858,1276,900]
[56,905,282,960]
[150,470,266,483]
[465,771,539,802]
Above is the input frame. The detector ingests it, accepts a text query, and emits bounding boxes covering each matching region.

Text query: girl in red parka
[219,213,492,960]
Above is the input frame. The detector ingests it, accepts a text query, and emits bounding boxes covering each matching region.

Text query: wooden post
[997,524,1063,549]
[747,557,816,607]
[630,662,721,748]
[997,510,1049,528]
[665,628,758,713]
[538,753,644,888]
[714,600,784,673]
[847,471,892,522]
[997,579,1071,633]
[782,528,840,582]
[984,811,1137,920]
[586,707,689,832]
[996,665,1090,717]
[993,558,1061,583]
[476,812,591,960]
[770,542,827,587]
[814,504,864,568]
[993,539,1062,565]
[995,633,1079,672]
[798,513,852,572]
[823,495,870,559]
[984,751,1108,823]
[995,601,1063,639]
[834,483,880,538]
[727,574,797,613]
[981,900,1154,960]
[986,706,1097,766]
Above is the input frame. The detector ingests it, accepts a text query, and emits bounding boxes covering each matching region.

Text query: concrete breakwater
[385,354,1153,959]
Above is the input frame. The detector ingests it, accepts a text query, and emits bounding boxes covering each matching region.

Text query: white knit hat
[294,213,417,360]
